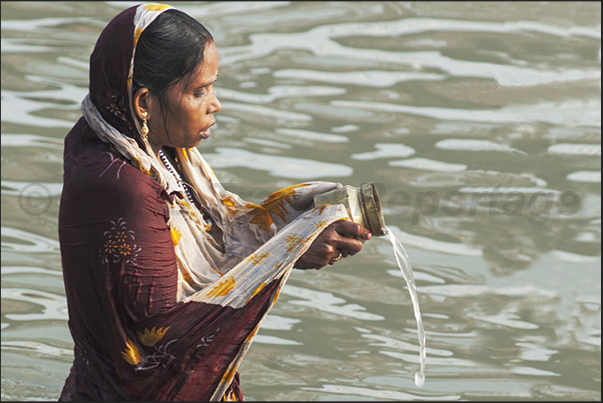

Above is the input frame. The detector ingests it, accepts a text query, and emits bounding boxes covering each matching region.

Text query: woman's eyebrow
[196,73,218,89]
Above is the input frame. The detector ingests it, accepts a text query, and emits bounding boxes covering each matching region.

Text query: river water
[1,1,600,401]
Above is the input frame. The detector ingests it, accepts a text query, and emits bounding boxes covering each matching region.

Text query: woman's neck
[148,137,164,160]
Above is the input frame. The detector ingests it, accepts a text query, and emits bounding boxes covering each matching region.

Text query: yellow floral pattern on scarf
[221,196,239,215]
[284,234,304,252]
[207,277,236,298]
[245,203,274,233]
[260,183,311,221]
[170,227,182,246]
[315,220,329,230]
[248,252,270,266]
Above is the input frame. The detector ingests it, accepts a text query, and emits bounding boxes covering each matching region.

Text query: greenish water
[1,1,600,400]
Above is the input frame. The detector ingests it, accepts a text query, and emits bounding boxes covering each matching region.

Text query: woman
[58,3,371,401]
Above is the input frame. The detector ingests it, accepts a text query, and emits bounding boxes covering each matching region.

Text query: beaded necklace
[159,149,197,206]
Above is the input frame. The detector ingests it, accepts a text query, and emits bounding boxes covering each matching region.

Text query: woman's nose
[210,91,222,114]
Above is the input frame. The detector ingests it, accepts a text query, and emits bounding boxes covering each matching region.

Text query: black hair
[132,9,213,122]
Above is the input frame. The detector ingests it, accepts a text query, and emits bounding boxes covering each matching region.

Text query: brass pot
[313,182,386,237]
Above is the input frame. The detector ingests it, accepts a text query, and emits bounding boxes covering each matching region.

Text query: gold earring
[141,111,149,139]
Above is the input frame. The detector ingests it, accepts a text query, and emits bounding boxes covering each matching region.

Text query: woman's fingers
[333,235,364,256]
[294,219,372,270]
[332,220,372,241]
[299,243,338,269]
[327,220,370,260]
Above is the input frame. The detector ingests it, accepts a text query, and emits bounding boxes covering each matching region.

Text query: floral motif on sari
[136,326,170,346]
[121,337,142,365]
[120,326,179,371]
[101,218,141,264]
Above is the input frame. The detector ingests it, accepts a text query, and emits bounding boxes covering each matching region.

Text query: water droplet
[415,371,425,387]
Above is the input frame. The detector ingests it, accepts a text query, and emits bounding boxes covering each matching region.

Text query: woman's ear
[133,87,151,120]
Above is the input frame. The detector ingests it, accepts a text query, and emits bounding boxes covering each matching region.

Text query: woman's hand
[294,220,372,270]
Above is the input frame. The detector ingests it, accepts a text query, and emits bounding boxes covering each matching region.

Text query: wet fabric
[58,3,348,401]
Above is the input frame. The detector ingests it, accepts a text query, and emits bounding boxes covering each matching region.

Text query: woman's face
[148,41,221,150]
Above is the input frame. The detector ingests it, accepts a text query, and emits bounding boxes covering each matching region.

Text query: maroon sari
[58,5,265,400]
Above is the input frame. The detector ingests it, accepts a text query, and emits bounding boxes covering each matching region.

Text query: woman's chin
[188,133,208,148]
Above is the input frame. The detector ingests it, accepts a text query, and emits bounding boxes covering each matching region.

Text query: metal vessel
[313,182,386,237]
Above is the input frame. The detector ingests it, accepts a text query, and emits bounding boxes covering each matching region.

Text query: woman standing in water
[58,3,370,400]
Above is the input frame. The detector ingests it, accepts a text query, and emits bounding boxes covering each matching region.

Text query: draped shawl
[58,3,348,401]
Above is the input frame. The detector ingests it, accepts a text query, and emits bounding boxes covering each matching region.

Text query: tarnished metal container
[313,182,386,237]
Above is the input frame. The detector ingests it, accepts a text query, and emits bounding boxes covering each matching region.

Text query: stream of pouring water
[383,225,426,387]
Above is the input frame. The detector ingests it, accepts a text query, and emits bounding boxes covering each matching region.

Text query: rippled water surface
[1,1,601,401]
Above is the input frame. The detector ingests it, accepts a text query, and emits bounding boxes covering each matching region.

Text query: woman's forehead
[194,43,219,85]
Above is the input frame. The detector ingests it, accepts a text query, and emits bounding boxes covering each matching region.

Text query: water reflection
[280,284,385,321]
[203,147,353,179]
[332,99,601,127]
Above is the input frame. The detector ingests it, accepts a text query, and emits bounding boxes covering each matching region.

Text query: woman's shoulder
[63,120,169,205]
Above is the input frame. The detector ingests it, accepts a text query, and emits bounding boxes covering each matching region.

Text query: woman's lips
[199,123,215,139]
[199,128,211,139]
